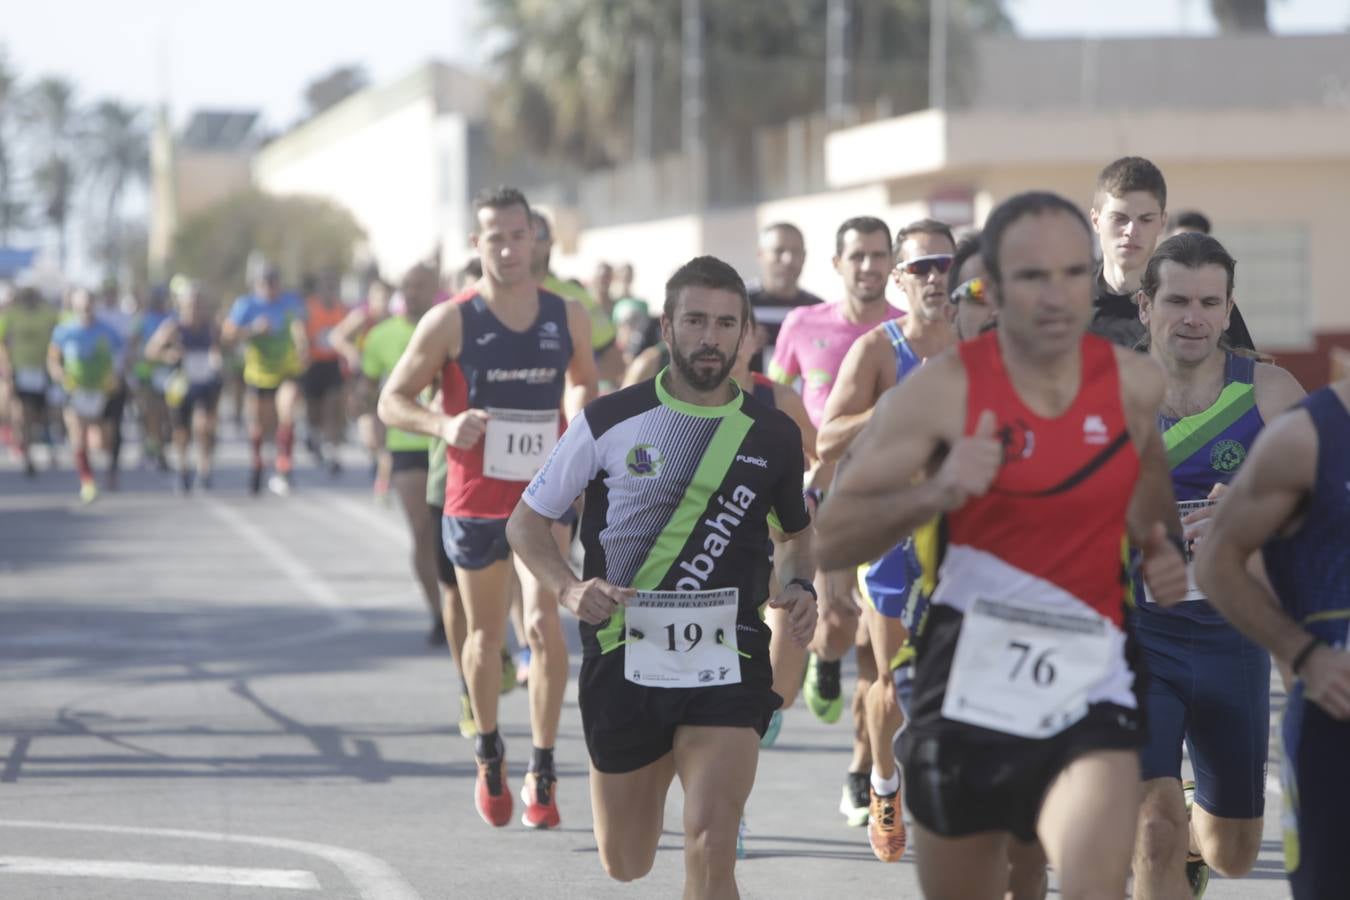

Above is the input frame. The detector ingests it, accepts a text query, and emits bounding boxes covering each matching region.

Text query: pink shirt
[768,301,903,426]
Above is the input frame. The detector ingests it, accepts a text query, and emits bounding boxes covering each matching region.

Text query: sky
[4,0,1349,131]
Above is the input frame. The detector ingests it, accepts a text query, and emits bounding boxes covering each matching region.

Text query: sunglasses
[950,277,986,304]
[896,254,954,277]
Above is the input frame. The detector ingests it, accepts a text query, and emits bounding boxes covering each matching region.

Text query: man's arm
[766,311,800,385]
[377,302,463,442]
[1253,361,1306,421]
[622,344,665,387]
[563,299,598,420]
[328,307,367,372]
[772,383,818,468]
[143,319,179,365]
[816,354,978,570]
[817,329,889,464]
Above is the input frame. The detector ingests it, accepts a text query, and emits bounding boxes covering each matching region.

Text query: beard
[671,342,737,392]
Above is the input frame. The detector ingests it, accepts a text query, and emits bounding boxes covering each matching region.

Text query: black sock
[530,746,555,775]
[475,729,502,761]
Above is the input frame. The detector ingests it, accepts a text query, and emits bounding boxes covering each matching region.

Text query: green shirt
[1,303,61,370]
[426,437,448,508]
[361,316,432,452]
[543,275,614,351]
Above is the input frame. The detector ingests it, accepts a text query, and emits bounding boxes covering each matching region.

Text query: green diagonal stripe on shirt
[1162,382,1256,470]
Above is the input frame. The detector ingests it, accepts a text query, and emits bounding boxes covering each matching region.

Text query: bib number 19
[665,622,704,652]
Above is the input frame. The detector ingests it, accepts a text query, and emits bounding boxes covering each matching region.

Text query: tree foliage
[170,190,365,299]
[23,76,81,266]
[85,100,148,278]
[482,0,1010,168]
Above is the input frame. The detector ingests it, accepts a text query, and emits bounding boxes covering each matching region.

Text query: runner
[947,234,997,342]
[506,254,818,894]
[0,286,61,475]
[816,191,1189,899]
[48,288,127,502]
[222,266,308,496]
[816,217,957,862]
[330,278,393,500]
[129,287,174,472]
[378,186,597,830]
[93,283,134,491]
[770,215,901,828]
[1195,375,1350,900]
[1089,157,1253,352]
[361,264,445,644]
[144,278,225,493]
[748,221,823,373]
[1127,233,1305,899]
[302,270,349,474]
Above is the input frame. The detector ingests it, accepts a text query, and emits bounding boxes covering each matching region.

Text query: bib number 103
[505,431,547,457]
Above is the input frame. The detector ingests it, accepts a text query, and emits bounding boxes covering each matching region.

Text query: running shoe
[475,754,512,827]
[840,772,870,827]
[500,648,518,694]
[268,472,292,496]
[79,481,99,504]
[867,787,907,862]
[1183,780,1209,898]
[759,709,783,749]
[519,771,561,829]
[23,457,37,478]
[457,694,477,740]
[804,654,843,724]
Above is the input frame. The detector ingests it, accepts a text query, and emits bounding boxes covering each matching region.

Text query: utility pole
[928,0,948,111]
[826,0,851,123]
[634,35,654,160]
[681,0,704,204]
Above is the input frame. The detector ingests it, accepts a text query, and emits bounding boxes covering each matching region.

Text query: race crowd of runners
[3,154,1346,900]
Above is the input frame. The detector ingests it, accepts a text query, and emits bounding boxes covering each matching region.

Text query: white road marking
[0,856,319,890]
[202,498,363,628]
[0,821,422,900]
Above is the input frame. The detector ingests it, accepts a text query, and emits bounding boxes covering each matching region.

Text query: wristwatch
[787,577,818,599]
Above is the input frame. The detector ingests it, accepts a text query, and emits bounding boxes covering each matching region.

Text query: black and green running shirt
[522,369,811,658]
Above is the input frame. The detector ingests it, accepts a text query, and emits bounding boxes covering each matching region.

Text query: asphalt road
[0,435,1295,899]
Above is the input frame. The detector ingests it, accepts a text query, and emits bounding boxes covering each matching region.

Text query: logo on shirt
[1210,438,1246,473]
[540,321,560,336]
[1083,414,1109,446]
[675,485,757,591]
[626,444,665,477]
[475,333,498,346]
[538,320,562,351]
[998,419,1035,462]
[735,454,768,469]
[484,367,558,385]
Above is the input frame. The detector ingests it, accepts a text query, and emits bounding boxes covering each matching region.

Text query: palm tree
[0,50,22,243]
[86,100,148,278]
[24,76,81,269]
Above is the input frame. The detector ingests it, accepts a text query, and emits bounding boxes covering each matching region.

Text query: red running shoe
[475,755,512,827]
[520,771,561,830]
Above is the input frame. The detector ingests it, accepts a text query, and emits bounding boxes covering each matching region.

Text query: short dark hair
[664,256,751,325]
[981,192,1092,286]
[529,210,552,242]
[835,216,891,258]
[1140,232,1237,300]
[894,218,956,262]
[950,233,982,291]
[761,222,803,244]
[1094,156,1167,211]
[1173,210,1212,235]
[472,185,532,228]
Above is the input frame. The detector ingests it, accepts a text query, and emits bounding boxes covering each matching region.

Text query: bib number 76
[1007,640,1056,686]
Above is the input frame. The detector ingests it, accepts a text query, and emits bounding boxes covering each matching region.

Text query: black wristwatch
[787,577,818,599]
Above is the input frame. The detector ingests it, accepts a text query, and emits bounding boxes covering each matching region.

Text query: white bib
[623,589,742,688]
[483,407,559,481]
[942,597,1112,739]
[70,388,107,419]
[14,367,46,393]
[183,350,217,385]
[1143,499,1213,606]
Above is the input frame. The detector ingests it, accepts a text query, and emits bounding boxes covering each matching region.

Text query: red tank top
[946,331,1138,626]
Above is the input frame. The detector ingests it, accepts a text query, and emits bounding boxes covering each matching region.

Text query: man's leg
[590,754,678,882]
[391,467,441,626]
[804,569,859,724]
[863,603,908,860]
[842,618,876,823]
[454,559,512,734]
[1038,749,1140,900]
[1192,807,1263,880]
[674,725,758,900]
[274,380,300,478]
[1133,778,1191,900]
[765,602,808,708]
[1006,838,1049,900]
[913,824,1011,900]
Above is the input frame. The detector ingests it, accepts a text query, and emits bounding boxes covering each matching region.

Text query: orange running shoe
[519,771,561,830]
[475,755,513,827]
[868,787,907,862]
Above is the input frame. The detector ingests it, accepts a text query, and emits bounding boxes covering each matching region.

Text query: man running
[816,217,957,861]
[129,287,174,472]
[0,286,61,475]
[48,289,126,502]
[1127,233,1305,899]
[817,191,1189,900]
[222,266,308,496]
[1195,373,1350,900]
[748,222,823,373]
[302,270,348,474]
[362,264,445,644]
[507,254,818,896]
[770,215,901,827]
[1089,157,1253,352]
[331,278,393,499]
[379,186,596,830]
[144,278,225,493]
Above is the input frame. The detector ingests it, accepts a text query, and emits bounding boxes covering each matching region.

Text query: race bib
[483,407,559,481]
[70,388,107,419]
[183,350,217,384]
[1144,498,1213,605]
[942,597,1112,739]
[624,589,742,688]
[150,367,175,392]
[15,367,46,392]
